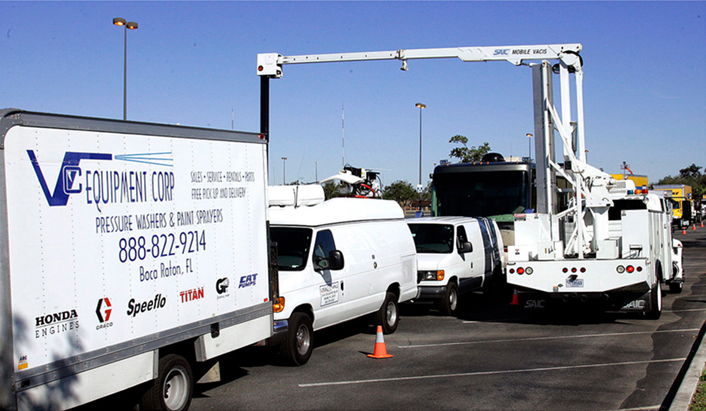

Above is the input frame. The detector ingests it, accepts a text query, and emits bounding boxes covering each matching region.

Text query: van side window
[313,230,336,263]
[457,226,468,248]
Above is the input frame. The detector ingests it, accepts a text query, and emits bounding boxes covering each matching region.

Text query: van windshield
[270,227,313,271]
[408,224,454,254]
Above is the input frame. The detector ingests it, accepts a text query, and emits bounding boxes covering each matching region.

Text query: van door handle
[341,281,344,291]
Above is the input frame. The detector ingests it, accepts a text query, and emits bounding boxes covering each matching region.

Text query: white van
[407,217,505,315]
[267,185,418,365]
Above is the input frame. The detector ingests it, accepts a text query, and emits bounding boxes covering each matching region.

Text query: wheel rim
[386,301,397,326]
[163,366,189,410]
[449,288,458,311]
[296,323,311,356]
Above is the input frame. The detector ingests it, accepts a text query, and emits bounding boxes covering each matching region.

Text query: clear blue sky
[1,1,704,187]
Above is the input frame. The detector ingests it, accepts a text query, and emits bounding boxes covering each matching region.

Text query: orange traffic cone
[701,221,704,228]
[367,326,393,359]
[682,227,687,235]
[510,289,520,306]
[693,224,697,231]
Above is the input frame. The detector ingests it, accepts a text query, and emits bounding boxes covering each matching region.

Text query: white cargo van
[267,185,418,365]
[407,217,505,315]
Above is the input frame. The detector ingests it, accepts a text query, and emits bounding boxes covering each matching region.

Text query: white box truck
[0,109,275,411]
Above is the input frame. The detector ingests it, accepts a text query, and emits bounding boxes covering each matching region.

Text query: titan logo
[27,150,112,206]
[95,298,112,323]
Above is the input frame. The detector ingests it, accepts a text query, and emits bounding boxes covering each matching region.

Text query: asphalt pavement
[184,225,706,411]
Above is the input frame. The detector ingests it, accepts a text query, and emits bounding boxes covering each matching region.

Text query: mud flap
[518,293,549,310]
[615,290,651,314]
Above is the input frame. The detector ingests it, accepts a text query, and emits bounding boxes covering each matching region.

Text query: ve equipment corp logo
[26,150,174,209]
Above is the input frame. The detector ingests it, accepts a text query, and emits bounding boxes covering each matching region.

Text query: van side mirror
[458,241,473,254]
[315,250,345,271]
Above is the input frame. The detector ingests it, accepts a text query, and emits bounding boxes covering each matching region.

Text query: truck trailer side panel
[0,110,272,410]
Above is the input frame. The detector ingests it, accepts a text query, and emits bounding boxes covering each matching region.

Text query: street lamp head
[415,103,426,109]
[526,133,533,138]
[113,17,126,26]
[281,157,287,161]
[126,22,138,30]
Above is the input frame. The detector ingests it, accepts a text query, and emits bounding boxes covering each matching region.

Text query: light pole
[281,157,287,185]
[415,103,426,213]
[526,133,533,162]
[113,17,138,120]
[315,161,318,183]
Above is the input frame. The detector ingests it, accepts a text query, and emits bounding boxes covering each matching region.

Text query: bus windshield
[433,170,530,219]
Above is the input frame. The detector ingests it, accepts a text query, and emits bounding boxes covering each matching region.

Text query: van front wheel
[438,282,459,315]
[280,312,314,366]
[375,292,399,334]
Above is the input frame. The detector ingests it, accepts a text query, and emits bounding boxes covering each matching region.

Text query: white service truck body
[0,110,274,410]
[508,181,683,316]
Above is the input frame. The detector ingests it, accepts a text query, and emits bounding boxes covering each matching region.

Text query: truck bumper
[255,319,288,347]
[507,259,652,294]
[416,285,447,301]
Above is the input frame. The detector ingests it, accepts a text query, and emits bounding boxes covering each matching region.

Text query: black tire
[669,281,684,294]
[438,282,459,315]
[280,312,314,366]
[139,354,193,411]
[374,292,399,334]
[645,284,662,320]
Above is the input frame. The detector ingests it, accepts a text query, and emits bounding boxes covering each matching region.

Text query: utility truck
[256,42,682,318]
[0,110,275,411]
[653,184,694,229]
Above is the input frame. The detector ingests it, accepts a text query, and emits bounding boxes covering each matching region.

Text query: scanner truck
[256,43,682,318]
[0,109,275,411]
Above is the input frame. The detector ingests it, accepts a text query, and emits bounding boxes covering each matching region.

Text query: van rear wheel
[438,282,459,315]
[375,292,399,334]
[139,354,193,411]
[280,312,314,366]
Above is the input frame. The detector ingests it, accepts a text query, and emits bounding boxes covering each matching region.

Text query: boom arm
[257,43,607,258]
[257,44,582,77]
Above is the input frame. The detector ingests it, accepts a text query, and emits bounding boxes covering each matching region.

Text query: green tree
[656,163,706,198]
[322,181,343,200]
[449,135,491,163]
[383,180,418,208]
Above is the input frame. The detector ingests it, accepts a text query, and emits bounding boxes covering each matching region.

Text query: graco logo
[95,297,113,330]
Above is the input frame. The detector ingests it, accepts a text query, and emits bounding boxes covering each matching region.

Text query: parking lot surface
[188,229,706,411]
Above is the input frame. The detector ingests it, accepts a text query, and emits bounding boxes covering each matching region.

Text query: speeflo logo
[95,297,113,330]
[27,150,174,211]
[127,294,167,317]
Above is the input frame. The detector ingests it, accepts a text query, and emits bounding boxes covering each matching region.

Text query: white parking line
[399,328,700,349]
[668,308,706,313]
[298,358,686,388]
